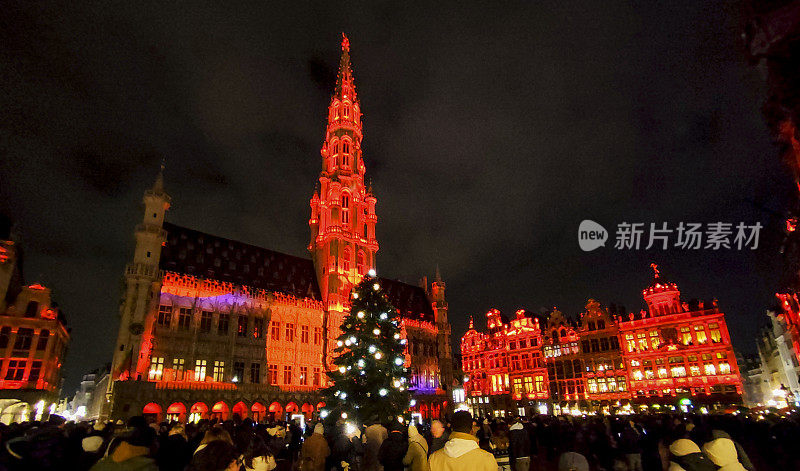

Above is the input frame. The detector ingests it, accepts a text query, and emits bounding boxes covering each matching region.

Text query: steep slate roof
[379,277,435,323]
[159,223,435,322]
[160,223,321,300]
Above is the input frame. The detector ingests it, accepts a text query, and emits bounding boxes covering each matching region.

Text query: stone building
[462,265,743,415]
[0,216,70,423]
[107,36,454,423]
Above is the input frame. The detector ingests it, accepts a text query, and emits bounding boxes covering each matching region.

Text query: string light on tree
[323,272,412,424]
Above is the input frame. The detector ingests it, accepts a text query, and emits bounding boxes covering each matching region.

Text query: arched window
[341,140,351,167]
[342,248,351,272]
[343,104,350,118]
[331,140,339,167]
[553,330,559,341]
[25,302,39,318]
[341,194,350,225]
[597,320,605,330]
[356,251,365,274]
[334,103,340,120]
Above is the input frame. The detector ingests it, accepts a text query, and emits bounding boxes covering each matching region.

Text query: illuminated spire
[153,164,164,192]
[335,32,356,101]
[650,262,660,279]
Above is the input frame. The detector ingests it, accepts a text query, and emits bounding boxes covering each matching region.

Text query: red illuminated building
[0,221,70,423]
[107,36,454,423]
[462,265,742,415]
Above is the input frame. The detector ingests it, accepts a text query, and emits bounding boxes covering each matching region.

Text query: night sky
[1,2,793,393]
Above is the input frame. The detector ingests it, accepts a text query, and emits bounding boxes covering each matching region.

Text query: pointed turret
[152,162,166,195]
[336,33,356,100]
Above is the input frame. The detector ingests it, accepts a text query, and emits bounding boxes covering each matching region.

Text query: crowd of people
[0,409,798,471]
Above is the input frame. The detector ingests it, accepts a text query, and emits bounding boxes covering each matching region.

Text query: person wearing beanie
[89,418,158,471]
[403,424,430,471]
[299,422,330,471]
[379,421,408,471]
[429,411,498,471]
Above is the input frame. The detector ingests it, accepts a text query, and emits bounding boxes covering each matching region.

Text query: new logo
[579,220,608,252]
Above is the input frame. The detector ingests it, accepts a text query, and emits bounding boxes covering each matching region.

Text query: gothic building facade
[107,36,454,423]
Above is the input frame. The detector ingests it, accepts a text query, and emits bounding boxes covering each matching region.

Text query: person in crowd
[239,434,276,471]
[476,419,493,452]
[287,419,302,463]
[558,451,589,471]
[619,420,643,471]
[378,421,407,471]
[193,425,234,455]
[90,418,158,471]
[403,424,430,471]
[79,424,108,471]
[702,437,747,471]
[298,423,329,471]
[429,411,498,471]
[332,420,364,471]
[429,420,449,456]
[157,423,192,471]
[667,438,718,471]
[710,429,754,471]
[187,440,239,471]
[363,419,388,471]
[509,417,530,471]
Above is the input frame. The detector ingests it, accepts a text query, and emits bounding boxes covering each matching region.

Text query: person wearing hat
[363,418,388,471]
[378,421,408,471]
[402,424,430,471]
[89,417,158,471]
[299,422,330,471]
[79,423,109,470]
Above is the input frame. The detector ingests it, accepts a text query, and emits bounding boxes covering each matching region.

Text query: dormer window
[25,301,39,318]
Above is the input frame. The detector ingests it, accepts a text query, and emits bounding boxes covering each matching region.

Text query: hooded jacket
[702,438,745,471]
[429,432,498,471]
[710,430,754,471]
[667,439,718,471]
[363,423,388,471]
[403,425,430,471]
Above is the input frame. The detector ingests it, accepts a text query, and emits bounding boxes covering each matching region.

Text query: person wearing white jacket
[702,438,747,471]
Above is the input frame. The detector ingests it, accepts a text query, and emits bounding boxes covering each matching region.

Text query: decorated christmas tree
[322,271,412,425]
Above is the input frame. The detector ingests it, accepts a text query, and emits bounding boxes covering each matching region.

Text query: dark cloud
[0,1,791,392]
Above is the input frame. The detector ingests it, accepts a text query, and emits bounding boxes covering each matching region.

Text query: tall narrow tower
[431,267,454,392]
[110,166,170,385]
[310,34,378,365]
